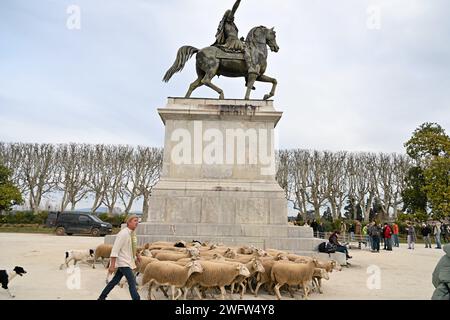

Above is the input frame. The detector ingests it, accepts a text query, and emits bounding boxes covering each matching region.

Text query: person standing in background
[434,221,442,249]
[421,223,432,249]
[392,222,400,247]
[406,223,417,250]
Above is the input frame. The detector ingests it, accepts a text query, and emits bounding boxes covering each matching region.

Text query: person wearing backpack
[369,222,380,253]
[329,231,352,259]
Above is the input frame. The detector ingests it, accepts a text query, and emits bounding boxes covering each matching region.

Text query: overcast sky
[1,0,449,154]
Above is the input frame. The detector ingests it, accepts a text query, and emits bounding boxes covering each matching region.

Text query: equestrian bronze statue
[163,0,279,100]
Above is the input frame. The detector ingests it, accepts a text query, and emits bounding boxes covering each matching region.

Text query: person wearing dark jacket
[368,222,381,253]
[311,219,319,238]
[317,222,325,239]
[421,223,432,248]
[329,231,352,259]
[431,244,450,300]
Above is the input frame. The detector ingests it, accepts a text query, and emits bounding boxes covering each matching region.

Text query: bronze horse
[163,26,279,100]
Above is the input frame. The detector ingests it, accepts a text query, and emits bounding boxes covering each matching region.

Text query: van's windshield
[90,215,104,223]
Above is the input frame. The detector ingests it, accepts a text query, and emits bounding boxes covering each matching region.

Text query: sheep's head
[256,248,268,257]
[311,258,320,267]
[320,269,330,280]
[212,253,225,261]
[186,260,204,277]
[252,258,265,273]
[314,268,329,280]
[237,264,251,277]
[224,248,237,259]
[275,253,288,261]
[187,247,200,258]
[332,260,342,271]
[209,244,218,250]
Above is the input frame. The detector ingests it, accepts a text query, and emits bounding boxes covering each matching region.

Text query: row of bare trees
[0,143,162,218]
[276,150,411,222]
[0,143,411,222]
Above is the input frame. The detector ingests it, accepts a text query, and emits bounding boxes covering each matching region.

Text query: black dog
[0,266,27,298]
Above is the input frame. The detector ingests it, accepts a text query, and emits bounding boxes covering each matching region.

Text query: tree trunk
[142,193,150,222]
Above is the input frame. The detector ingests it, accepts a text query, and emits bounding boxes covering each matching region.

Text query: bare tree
[324,151,348,219]
[87,145,108,213]
[139,147,163,221]
[56,143,91,211]
[276,150,294,202]
[20,143,57,212]
[290,149,310,217]
[102,145,132,214]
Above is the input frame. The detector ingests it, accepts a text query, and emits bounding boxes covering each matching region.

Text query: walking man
[98,215,141,300]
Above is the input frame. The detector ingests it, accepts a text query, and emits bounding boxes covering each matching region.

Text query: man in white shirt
[98,215,141,300]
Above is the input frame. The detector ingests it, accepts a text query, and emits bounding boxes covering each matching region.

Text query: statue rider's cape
[213,13,239,47]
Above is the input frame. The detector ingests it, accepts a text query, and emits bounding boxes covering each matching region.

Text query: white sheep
[270,259,319,300]
[141,260,204,300]
[92,244,113,269]
[185,260,250,300]
[154,248,200,261]
[60,249,94,270]
[230,258,265,299]
[312,268,330,294]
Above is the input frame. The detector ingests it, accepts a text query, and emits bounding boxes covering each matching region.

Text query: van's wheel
[91,228,100,237]
[56,227,65,236]
[67,233,73,236]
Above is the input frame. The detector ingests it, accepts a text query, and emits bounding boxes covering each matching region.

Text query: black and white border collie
[0,266,27,298]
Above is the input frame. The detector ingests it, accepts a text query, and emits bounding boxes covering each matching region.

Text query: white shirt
[110,227,136,269]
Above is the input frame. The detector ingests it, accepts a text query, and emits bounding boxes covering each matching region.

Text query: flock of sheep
[61,241,342,300]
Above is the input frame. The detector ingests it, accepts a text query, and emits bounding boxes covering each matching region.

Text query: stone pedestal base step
[105,233,323,252]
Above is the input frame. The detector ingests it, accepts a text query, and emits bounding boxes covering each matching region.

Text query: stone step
[105,234,322,252]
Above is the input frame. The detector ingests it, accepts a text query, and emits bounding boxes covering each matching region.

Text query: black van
[51,212,112,237]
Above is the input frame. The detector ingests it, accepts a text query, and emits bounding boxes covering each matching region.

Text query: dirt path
[0,233,443,300]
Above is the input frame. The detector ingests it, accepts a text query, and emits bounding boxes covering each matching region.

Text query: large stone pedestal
[106,98,321,252]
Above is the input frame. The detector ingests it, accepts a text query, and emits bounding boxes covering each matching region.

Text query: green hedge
[97,213,128,228]
[0,211,48,225]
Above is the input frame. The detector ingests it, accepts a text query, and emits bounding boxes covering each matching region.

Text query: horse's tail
[163,46,199,82]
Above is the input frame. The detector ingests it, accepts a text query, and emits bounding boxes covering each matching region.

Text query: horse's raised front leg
[257,74,278,100]
[202,73,224,99]
[185,76,203,98]
[245,73,258,100]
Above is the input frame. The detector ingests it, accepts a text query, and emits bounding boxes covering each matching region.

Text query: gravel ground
[0,233,443,300]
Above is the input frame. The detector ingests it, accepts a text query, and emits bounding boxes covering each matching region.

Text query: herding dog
[0,266,27,298]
